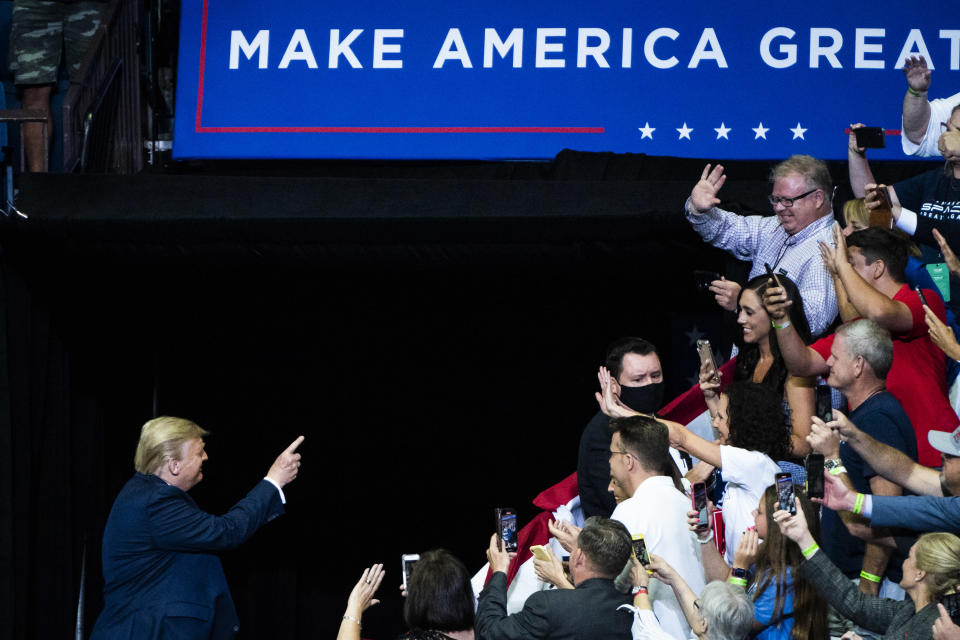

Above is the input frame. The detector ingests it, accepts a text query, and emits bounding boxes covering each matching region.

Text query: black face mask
[618,382,665,414]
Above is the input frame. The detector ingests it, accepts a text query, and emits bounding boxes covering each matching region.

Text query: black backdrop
[0,151,936,639]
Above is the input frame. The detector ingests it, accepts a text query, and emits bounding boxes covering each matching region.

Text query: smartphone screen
[854,126,886,149]
[401,553,420,591]
[495,508,518,553]
[776,472,796,515]
[815,386,833,423]
[693,270,721,293]
[631,534,650,566]
[806,454,825,499]
[692,482,709,530]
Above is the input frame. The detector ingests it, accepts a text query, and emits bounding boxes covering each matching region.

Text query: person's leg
[9,0,64,172]
[20,84,52,171]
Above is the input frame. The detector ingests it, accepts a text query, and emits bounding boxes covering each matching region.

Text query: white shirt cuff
[896,207,917,236]
[861,494,873,519]
[263,477,286,504]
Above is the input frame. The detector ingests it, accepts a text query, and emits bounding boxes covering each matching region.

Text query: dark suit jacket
[577,411,616,519]
[475,572,633,640]
[90,472,284,640]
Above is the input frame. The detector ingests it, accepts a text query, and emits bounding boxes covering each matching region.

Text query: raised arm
[762,280,829,377]
[848,124,876,198]
[834,411,943,497]
[647,553,708,638]
[901,56,932,146]
[822,224,913,332]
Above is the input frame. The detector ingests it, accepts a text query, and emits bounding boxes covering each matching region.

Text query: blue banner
[174,0,959,160]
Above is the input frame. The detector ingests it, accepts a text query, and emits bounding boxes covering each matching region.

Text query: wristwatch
[824,458,843,471]
[731,567,748,579]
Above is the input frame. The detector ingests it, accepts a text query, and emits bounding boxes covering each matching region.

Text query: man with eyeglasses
[607,415,706,640]
[685,154,838,336]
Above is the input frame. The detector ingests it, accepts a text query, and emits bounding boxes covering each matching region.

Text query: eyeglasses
[768,188,819,208]
[609,449,632,459]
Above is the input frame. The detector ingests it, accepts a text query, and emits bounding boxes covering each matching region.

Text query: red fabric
[659,358,737,424]
[810,286,958,466]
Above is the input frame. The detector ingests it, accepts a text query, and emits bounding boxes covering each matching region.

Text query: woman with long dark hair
[704,273,816,458]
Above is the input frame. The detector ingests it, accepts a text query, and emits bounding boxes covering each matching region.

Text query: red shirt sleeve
[810,332,835,361]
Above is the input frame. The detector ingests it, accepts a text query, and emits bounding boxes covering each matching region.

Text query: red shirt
[811,285,958,467]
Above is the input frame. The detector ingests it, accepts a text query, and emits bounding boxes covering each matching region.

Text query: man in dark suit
[475,516,633,640]
[90,416,304,640]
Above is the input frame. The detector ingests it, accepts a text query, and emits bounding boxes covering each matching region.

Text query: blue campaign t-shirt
[894,168,960,250]
[820,392,917,582]
[750,566,794,640]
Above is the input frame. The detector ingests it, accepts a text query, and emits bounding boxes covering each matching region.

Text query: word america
[227,27,960,70]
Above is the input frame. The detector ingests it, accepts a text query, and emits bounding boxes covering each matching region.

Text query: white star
[790,122,807,140]
[752,122,769,139]
[638,122,655,139]
[714,122,731,140]
[676,122,693,140]
[686,325,705,347]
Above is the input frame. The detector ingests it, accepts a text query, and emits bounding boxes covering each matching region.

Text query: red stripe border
[193,0,603,135]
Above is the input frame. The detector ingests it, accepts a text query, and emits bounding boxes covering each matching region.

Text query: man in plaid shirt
[684,155,838,337]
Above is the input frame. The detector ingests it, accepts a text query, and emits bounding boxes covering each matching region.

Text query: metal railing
[62,0,141,173]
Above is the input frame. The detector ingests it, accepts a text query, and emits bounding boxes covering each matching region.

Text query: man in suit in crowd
[475,516,633,640]
[90,416,304,640]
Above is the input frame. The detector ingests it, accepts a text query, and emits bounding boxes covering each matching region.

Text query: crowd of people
[331,58,960,640]
[84,56,960,640]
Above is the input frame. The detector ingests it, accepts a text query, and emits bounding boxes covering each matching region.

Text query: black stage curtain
[0,151,940,639]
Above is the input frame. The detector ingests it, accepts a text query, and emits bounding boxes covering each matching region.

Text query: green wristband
[728,576,747,587]
[860,570,882,583]
[907,87,925,97]
[853,493,865,515]
[771,319,791,330]
[801,542,820,559]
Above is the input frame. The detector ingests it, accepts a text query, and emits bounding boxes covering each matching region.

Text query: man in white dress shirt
[609,415,706,639]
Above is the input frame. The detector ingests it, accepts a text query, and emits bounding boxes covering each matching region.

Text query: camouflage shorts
[9,0,106,86]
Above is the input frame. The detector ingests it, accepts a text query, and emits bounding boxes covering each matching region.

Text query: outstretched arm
[834,411,942,497]
[902,56,932,146]
[337,564,385,640]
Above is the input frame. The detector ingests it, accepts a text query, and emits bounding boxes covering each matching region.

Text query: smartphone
[530,545,551,562]
[401,553,420,592]
[815,385,833,423]
[631,533,650,566]
[806,454,825,499]
[495,507,518,553]
[915,285,929,307]
[854,126,886,149]
[692,482,709,530]
[776,472,796,516]
[696,339,720,384]
[942,592,960,624]
[693,270,721,293]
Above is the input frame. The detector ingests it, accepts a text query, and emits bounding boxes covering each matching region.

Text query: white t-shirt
[613,475,706,639]
[902,90,960,157]
[719,445,781,564]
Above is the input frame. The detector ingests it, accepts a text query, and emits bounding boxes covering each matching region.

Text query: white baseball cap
[928,426,960,457]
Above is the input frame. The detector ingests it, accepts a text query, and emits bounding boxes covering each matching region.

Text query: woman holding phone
[773,496,960,640]
[701,273,816,458]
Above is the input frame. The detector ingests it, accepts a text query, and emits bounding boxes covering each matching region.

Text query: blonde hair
[843,198,921,257]
[915,532,960,601]
[770,155,832,196]
[134,416,209,475]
